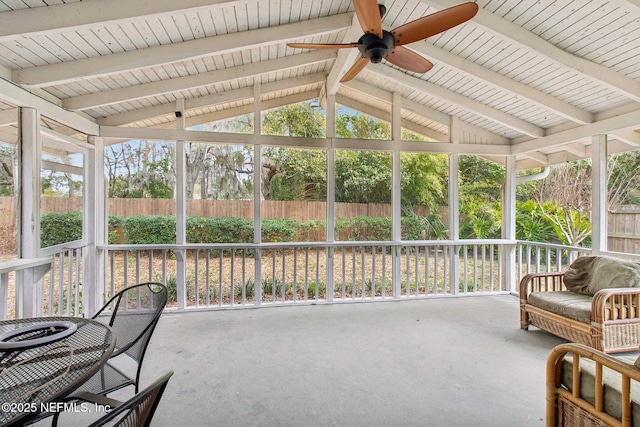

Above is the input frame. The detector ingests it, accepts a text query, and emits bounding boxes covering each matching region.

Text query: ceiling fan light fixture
[357,31,394,63]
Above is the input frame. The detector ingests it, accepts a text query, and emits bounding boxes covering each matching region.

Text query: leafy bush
[186,216,253,243]
[262,218,297,242]
[400,216,424,240]
[108,215,124,228]
[40,211,83,247]
[96,211,433,245]
[295,220,325,241]
[124,215,176,244]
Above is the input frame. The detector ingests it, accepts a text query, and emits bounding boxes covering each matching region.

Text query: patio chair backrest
[88,371,173,427]
[93,282,167,366]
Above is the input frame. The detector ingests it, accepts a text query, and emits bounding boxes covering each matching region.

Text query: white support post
[175,99,187,310]
[326,93,336,301]
[18,108,42,318]
[84,135,104,316]
[391,93,402,298]
[253,83,262,305]
[502,155,517,293]
[449,117,461,294]
[591,134,608,255]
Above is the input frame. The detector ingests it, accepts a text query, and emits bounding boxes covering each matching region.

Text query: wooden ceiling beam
[98,73,327,127]
[63,51,335,111]
[369,65,545,138]
[0,0,259,42]
[410,43,594,125]
[13,13,352,87]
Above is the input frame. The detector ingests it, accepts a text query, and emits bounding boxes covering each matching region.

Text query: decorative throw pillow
[564,256,640,296]
[563,256,597,295]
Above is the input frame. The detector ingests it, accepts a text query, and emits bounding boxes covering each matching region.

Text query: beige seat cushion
[528,291,592,324]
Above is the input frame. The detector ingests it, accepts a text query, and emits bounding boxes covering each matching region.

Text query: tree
[336,110,389,140]
[608,150,640,209]
[265,148,326,201]
[535,161,592,246]
[0,145,14,196]
[400,153,447,211]
[184,117,254,200]
[335,150,391,203]
[262,103,325,138]
[105,141,174,198]
[259,103,326,200]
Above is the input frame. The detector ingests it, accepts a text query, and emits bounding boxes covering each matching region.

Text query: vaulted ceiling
[0,0,639,170]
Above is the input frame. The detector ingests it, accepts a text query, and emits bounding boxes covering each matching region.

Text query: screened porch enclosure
[1,0,640,319]
[0,92,622,319]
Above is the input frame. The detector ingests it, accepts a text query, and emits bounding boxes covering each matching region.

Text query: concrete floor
[126,295,563,427]
[43,295,565,426]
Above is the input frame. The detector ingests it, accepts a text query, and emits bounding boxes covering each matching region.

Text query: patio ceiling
[0,0,639,169]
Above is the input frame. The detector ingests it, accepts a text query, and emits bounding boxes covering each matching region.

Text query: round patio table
[0,317,115,426]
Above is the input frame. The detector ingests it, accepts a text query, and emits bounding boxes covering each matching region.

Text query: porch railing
[515,241,592,277]
[4,240,637,318]
[102,240,520,311]
[0,243,84,320]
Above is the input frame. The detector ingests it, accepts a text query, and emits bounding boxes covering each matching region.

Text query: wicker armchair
[53,371,173,427]
[547,343,640,427]
[520,271,640,353]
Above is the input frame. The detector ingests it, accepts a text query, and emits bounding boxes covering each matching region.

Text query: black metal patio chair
[23,282,168,426]
[78,282,168,396]
[52,371,173,427]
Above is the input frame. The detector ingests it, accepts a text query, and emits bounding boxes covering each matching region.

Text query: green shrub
[295,220,326,241]
[400,216,424,240]
[106,213,428,245]
[108,215,124,228]
[262,218,297,242]
[124,215,176,244]
[40,211,83,247]
[186,216,253,243]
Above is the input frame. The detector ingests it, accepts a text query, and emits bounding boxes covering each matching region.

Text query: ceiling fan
[288,1,479,82]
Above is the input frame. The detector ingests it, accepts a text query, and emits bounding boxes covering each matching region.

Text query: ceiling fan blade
[353,0,383,38]
[340,57,370,83]
[287,43,360,49]
[392,2,479,46]
[385,46,433,74]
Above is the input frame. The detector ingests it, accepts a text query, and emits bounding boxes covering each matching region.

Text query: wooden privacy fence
[608,210,640,253]
[0,197,430,224]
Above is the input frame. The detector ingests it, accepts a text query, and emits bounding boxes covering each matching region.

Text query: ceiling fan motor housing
[358,31,395,63]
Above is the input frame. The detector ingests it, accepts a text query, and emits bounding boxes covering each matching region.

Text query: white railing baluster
[81,240,602,313]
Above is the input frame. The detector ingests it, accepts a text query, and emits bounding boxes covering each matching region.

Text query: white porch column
[502,155,517,293]
[591,134,608,255]
[18,108,42,317]
[84,135,104,316]
[391,92,402,298]
[326,93,335,301]
[253,83,262,304]
[175,99,187,310]
[449,117,461,294]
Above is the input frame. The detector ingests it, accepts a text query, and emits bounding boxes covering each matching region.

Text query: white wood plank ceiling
[0,0,639,169]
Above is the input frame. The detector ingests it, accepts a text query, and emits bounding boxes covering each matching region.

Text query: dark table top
[0,317,115,426]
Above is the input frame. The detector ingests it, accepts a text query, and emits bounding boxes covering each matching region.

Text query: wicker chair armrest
[592,288,640,323]
[519,272,565,298]
[546,343,640,427]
